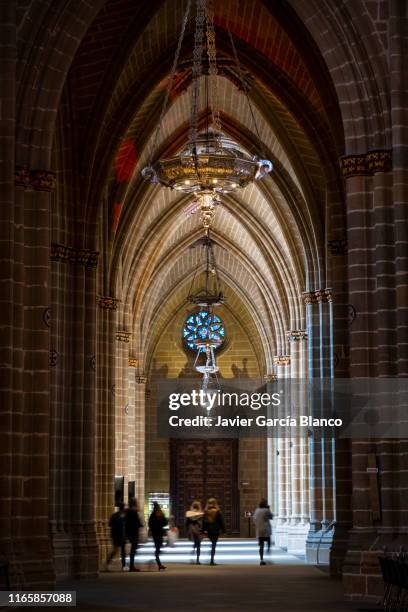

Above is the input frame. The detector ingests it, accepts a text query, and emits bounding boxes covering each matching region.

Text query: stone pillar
[95,296,118,565]
[339,145,398,599]
[265,374,279,526]
[115,330,132,482]
[273,356,290,549]
[304,289,335,564]
[303,291,322,548]
[0,162,56,585]
[134,374,147,508]
[287,331,310,553]
[49,245,99,579]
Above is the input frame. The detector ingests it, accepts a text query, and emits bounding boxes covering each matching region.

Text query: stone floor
[55,540,368,612]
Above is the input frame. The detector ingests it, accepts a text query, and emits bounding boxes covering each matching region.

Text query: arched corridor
[1,1,407,609]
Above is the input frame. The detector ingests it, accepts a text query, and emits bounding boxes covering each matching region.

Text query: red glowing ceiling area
[115,139,138,183]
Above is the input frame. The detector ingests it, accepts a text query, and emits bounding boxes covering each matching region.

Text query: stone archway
[1,2,406,604]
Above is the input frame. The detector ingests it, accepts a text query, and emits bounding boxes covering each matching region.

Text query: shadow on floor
[56,563,362,612]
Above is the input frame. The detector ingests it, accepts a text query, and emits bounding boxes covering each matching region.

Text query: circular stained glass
[183,311,225,351]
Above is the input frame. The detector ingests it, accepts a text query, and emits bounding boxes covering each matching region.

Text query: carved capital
[339,149,392,178]
[15,166,30,188]
[302,291,317,305]
[30,169,56,191]
[315,288,333,303]
[128,357,138,368]
[15,167,57,191]
[366,149,392,174]
[264,373,277,382]
[286,330,307,342]
[51,243,99,267]
[97,296,119,310]
[116,330,131,343]
[273,356,291,366]
[135,375,147,384]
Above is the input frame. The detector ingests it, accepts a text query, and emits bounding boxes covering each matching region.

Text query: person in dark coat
[125,497,142,572]
[106,502,126,570]
[185,500,204,564]
[148,502,168,570]
[253,498,273,565]
[203,497,225,565]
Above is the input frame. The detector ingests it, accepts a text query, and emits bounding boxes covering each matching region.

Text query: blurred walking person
[125,497,142,572]
[106,502,126,571]
[203,498,225,565]
[148,502,168,570]
[185,500,204,564]
[253,498,273,565]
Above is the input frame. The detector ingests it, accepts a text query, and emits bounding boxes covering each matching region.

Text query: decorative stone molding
[97,296,119,310]
[286,330,307,342]
[49,349,58,367]
[366,150,392,174]
[135,375,147,384]
[42,307,51,328]
[128,358,138,368]
[339,149,392,178]
[273,356,291,366]
[16,167,57,191]
[51,243,99,267]
[328,237,347,256]
[30,169,57,191]
[116,330,131,342]
[315,288,333,303]
[264,373,277,382]
[302,291,317,305]
[303,289,332,304]
[15,166,30,188]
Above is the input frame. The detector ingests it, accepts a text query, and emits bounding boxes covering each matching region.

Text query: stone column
[287,331,309,553]
[340,147,396,598]
[304,289,335,564]
[49,245,99,579]
[134,374,147,508]
[273,356,290,549]
[303,291,321,549]
[115,330,132,483]
[95,296,118,565]
[0,159,57,586]
[265,374,279,524]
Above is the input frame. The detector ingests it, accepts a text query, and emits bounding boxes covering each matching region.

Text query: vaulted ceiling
[56,0,346,374]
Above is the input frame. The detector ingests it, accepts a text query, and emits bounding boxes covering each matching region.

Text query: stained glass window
[183,311,225,350]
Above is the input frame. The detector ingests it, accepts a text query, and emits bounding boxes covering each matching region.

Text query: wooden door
[170,438,239,534]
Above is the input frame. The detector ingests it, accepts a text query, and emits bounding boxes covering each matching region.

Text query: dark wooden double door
[170,439,239,535]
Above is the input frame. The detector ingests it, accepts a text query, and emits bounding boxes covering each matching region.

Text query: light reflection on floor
[125,539,304,565]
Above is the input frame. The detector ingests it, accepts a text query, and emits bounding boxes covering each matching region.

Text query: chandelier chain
[189,0,206,151]
[149,0,191,165]
[205,0,221,132]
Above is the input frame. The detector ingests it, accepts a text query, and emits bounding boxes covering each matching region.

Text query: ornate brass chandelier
[141,0,272,232]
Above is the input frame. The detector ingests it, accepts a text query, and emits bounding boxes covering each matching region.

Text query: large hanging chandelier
[141,0,272,232]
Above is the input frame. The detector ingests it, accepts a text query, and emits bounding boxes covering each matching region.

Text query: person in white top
[253,499,273,565]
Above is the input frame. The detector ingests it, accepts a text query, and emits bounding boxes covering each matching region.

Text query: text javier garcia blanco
[168,415,342,427]
[167,390,342,429]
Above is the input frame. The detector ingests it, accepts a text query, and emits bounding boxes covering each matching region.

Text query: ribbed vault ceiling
[64,0,345,374]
